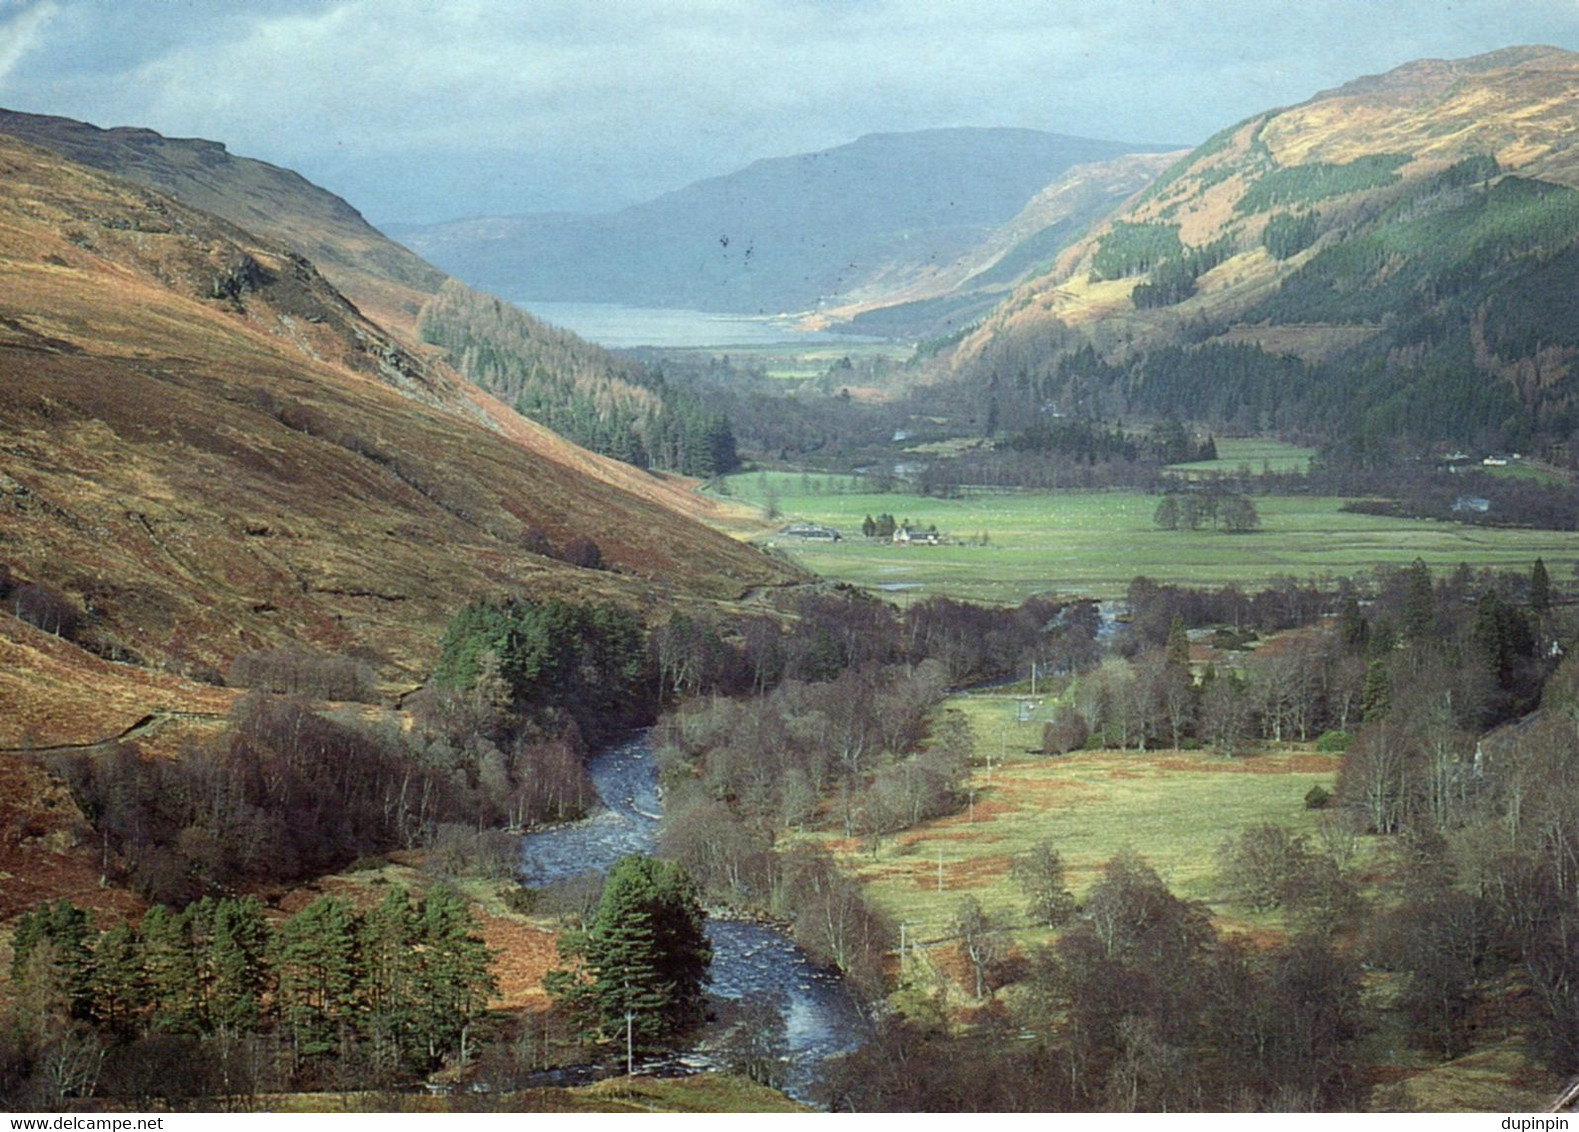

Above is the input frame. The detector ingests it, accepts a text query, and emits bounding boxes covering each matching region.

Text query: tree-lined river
[518,733,868,1101]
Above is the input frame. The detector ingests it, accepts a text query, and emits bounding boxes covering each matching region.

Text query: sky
[3,0,1579,226]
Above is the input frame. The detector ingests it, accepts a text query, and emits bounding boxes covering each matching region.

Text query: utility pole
[623,979,634,1079]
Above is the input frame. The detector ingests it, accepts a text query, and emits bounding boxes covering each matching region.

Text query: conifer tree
[271,897,358,1058]
[359,887,417,1069]
[1531,558,1552,619]
[1362,658,1392,723]
[547,854,711,1050]
[11,901,92,1023]
[140,904,199,1034]
[1338,595,1369,652]
[1166,615,1191,670]
[410,885,497,1067]
[1401,559,1436,645]
[200,897,270,1037]
[87,921,144,1036]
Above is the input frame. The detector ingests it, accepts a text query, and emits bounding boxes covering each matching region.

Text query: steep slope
[417,279,739,476]
[0,107,757,532]
[952,47,1579,452]
[391,128,1179,315]
[0,107,445,334]
[0,135,797,746]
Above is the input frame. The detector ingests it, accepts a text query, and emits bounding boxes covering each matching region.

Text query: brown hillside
[0,136,798,744]
[0,108,444,334]
[0,110,765,532]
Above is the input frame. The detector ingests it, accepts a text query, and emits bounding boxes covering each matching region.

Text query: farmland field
[816,689,1346,955]
[1168,436,1316,476]
[713,471,1579,603]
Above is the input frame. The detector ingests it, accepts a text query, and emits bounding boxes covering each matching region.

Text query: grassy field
[826,693,1344,956]
[818,693,1560,1111]
[660,341,907,382]
[716,471,1579,603]
[1484,459,1573,486]
[1168,436,1317,476]
[225,1075,806,1113]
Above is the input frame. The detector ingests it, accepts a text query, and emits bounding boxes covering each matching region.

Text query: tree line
[3,886,494,1106]
[1153,488,1260,533]
[1059,562,1552,760]
[418,280,738,476]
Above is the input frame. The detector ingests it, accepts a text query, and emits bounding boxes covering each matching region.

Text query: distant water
[514,301,881,349]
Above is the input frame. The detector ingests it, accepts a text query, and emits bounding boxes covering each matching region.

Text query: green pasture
[672,340,907,381]
[1168,436,1317,476]
[832,692,1343,952]
[1484,460,1572,486]
[717,471,1578,603]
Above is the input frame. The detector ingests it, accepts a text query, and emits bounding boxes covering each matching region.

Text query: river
[518,732,868,1102]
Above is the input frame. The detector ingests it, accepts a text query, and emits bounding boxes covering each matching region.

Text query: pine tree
[10,901,93,1038]
[1338,595,1369,652]
[11,901,92,1021]
[140,904,199,1034]
[87,921,144,1035]
[1401,559,1436,645]
[1531,558,1552,619]
[200,897,269,1037]
[410,885,497,1067]
[1166,615,1191,670]
[1473,587,1534,689]
[548,855,711,1050]
[1362,658,1392,723]
[359,886,417,1071]
[272,896,358,1058]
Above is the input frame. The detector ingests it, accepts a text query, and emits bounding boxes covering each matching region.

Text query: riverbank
[517,731,870,1103]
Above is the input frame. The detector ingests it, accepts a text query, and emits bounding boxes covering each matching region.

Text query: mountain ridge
[389,127,1182,317]
[946,46,1579,454]
[0,107,447,335]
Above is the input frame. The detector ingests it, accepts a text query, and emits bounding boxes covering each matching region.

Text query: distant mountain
[0,132,797,751]
[389,128,1180,316]
[949,46,1579,455]
[829,150,1184,340]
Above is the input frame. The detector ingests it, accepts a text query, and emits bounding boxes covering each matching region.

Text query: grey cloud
[4,0,1579,223]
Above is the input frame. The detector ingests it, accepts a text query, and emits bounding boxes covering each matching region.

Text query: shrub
[1041,709,1090,755]
[227,648,377,702]
[558,536,604,571]
[1305,784,1333,810]
[11,580,83,639]
[1314,730,1351,753]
